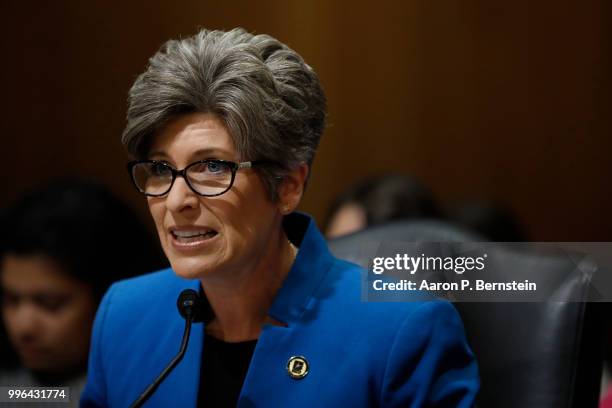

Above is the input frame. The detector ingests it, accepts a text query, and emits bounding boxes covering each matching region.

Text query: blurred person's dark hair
[325,174,444,238]
[450,201,527,242]
[0,178,166,301]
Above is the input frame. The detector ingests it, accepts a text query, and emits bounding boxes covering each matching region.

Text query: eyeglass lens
[132,161,234,196]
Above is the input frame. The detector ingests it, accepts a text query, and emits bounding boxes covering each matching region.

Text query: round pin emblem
[287,356,309,379]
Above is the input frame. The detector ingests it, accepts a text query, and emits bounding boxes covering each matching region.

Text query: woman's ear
[278,163,309,214]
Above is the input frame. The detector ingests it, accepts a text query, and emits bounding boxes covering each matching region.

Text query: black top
[197,333,258,408]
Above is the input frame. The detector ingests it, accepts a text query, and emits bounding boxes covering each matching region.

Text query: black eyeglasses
[127,159,272,197]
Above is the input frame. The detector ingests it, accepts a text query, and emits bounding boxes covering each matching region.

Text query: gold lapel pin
[287,356,309,379]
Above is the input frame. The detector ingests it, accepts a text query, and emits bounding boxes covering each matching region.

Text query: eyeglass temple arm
[238,160,279,170]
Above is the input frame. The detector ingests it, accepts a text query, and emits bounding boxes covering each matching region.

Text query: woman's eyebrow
[189,148,233,158]
[148,150,170,159]
[147,148,234,161]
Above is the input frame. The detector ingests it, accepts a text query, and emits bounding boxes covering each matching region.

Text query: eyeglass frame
[127,159,276,197]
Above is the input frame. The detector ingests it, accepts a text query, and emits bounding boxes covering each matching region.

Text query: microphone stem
[130,317,193,408]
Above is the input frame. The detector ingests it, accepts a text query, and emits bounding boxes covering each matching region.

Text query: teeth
[173,230,215,238]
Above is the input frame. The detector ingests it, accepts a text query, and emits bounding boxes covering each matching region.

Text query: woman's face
[146,112,281,280]
[1,254,96,376]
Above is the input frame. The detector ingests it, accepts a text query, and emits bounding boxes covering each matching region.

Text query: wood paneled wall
[1,0,610,240]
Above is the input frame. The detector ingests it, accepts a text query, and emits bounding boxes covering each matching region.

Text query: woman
[82,28,479,407]
[0,178,164,406]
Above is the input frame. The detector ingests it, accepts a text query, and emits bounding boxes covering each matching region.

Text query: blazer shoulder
[321,257,449,333]
[83,268,202,407]
[99,268,197,329]
[329,257,433,310]
[111,267,192,300]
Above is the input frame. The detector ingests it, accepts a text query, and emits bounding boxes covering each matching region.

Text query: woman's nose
[9,303,42,337]
[165,176,199,213]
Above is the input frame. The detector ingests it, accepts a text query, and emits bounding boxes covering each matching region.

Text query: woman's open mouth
[170,228,219,249]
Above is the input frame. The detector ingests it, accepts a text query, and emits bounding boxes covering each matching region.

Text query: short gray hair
[122,28,327,201]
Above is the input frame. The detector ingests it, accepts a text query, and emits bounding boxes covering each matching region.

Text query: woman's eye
[41,301,63,312]
[35,295,69,313]
[1,292,19,308]
[151,163,170,177]
[207,162,225,173]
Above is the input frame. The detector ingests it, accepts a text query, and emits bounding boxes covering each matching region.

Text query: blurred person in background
[449,201,528,242]
[0,178,165,404]
[325,174,444,239]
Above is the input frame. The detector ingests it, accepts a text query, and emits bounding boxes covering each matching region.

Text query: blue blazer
[81,213,479,407]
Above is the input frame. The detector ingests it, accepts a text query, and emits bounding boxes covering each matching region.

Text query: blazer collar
[267,212,335,325]
[194,212,335,326]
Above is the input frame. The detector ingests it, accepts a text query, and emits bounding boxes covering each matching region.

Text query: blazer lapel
[237,213,335,406]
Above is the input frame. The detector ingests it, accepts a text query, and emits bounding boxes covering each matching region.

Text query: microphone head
[177,289,204,322]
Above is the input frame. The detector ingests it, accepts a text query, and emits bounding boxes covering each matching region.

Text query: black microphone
[129,289,203,408]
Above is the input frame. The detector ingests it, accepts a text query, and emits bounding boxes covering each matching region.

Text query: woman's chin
[169,257,216,280]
